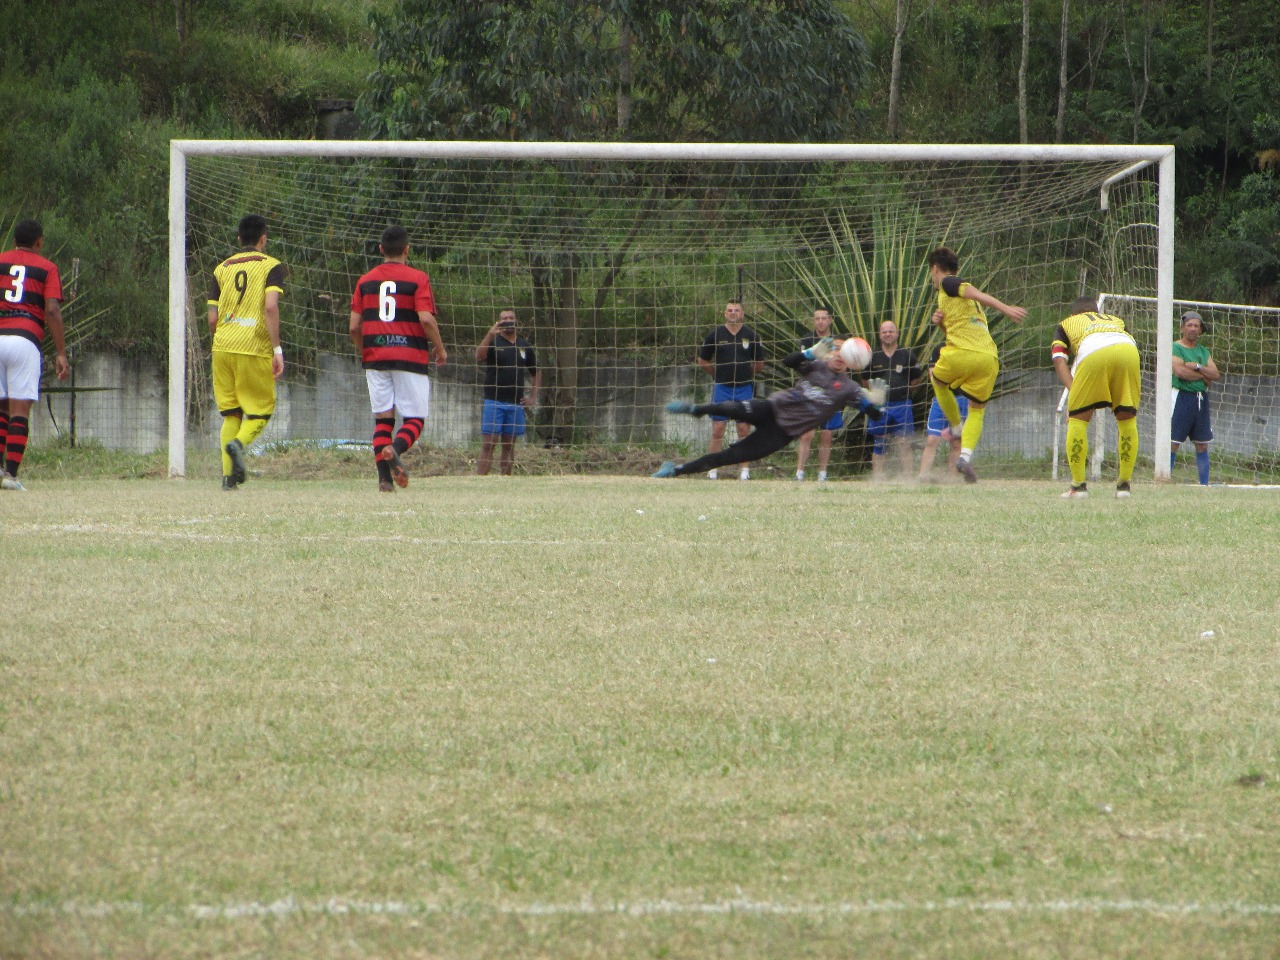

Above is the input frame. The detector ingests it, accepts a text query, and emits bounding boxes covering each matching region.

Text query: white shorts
[0,336,41,400]
[365,369,431,417]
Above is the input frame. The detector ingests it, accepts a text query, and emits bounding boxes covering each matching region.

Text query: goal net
[1061,294,1280,486]
[169,142,1174,478]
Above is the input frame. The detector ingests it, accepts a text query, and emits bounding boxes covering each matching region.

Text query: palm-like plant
[750,206,1023,397]
[751,206,945,381]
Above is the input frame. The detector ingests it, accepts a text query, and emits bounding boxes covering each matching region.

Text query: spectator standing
[476,310,539,476]
[1170,310,1220,485]
[864,319,923,479]
[696,300,764,480]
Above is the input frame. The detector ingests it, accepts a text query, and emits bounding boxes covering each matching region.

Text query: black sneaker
[221,476,238,491]
[225,438,247,485]
[956,456,978,484]
[1060,483,1088,499]
[1115,482,1132,499]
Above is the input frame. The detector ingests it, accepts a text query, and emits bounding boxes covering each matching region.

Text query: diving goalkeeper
[653,339,884,478]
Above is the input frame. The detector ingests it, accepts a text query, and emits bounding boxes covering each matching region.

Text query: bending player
[1052,296,1142,499]
[654,339,884,478]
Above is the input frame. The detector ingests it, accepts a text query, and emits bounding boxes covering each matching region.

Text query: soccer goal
[169,141,1175,478]
[1052,294,1280,486]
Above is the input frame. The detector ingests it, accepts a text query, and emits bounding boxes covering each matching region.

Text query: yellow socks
[1117,417,1138,484]
[959,404,986,453]
[1067,417,1088,485]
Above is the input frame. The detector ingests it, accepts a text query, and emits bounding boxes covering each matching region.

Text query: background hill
[1,0,1275,355]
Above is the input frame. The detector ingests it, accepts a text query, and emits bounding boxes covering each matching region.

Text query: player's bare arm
[474,321,504,362]
[963,285,1026,322]
[265,289,284,378]
[348,310,363,352]
[1052,354,1073,390]
[1173,353,1220,383]
[46,298,70,380]
[421,310,447,366]
[522,370,542,409]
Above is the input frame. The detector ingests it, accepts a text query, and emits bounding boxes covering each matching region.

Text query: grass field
[3,474,1279,958]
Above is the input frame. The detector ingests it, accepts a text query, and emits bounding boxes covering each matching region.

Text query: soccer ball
[840,336,872,370]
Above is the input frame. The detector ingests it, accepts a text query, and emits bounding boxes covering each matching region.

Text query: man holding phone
[476,309,540,475]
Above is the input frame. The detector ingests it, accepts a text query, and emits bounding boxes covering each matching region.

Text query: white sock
[818,470,827,482]
[708,469,718,479]
[795,469,804,480]
[739,467,750,480]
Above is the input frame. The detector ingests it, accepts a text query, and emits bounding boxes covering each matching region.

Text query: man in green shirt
[1170,310,1221,485]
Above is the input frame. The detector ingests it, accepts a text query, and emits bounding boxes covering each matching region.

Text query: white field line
[13,522,621,548]
[6,896,1280,921]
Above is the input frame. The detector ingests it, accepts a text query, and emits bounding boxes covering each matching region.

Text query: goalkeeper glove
[858,396,885,420]
[801,336,835,361]
[862,377,888,408]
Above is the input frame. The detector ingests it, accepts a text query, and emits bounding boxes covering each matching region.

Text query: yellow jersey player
[926,246,1026,482]
[207,214,286,490]
[1051,296,1141,499]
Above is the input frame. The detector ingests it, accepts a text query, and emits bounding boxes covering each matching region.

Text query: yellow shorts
[932,346,998,404]
[1068,341,1141,415]
[213,351,277,417]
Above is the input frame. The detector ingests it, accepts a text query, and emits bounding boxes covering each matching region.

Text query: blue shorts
[864,399,914,454]
[481,399,527,437]
[926,396,969,437]
[709,382,754,421]
[1170,389,1212,445]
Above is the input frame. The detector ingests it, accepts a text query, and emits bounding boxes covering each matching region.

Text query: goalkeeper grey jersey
[770,353,865,437]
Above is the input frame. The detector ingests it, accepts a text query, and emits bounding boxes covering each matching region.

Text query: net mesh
[179,152,1164,473]
[1097,294,1280,485]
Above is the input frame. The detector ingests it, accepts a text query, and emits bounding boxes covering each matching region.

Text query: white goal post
[168,140,1175,479]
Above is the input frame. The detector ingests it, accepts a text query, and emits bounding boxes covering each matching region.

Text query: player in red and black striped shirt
[0,219,69,490]
[348,225,448,492]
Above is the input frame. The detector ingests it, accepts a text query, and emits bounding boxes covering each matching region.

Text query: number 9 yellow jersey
[208,250,286,358]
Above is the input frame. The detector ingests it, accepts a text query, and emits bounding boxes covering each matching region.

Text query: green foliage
[0,0,380,355]
[749,208,1024,397]
[361,0,870,142]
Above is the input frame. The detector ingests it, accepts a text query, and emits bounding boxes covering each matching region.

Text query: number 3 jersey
[0,247,62,346]
[208,248,286,358]
[350,262,437,374]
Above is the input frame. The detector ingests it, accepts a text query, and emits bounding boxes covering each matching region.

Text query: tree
[361,0,871,439]
[887,0,912,141]
[1018,0,1029,143]
[1055,0,1070,142]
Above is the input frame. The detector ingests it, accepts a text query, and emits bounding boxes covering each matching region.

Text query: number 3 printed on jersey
[5,265,26,303]
[378,281,398,322]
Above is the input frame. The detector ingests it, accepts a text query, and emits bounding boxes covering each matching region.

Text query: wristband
[273,346,283,356]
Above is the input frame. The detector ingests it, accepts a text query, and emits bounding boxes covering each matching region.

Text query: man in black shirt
[694,300,764,479]
[864,320,922,479]
[476,310,540,475]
